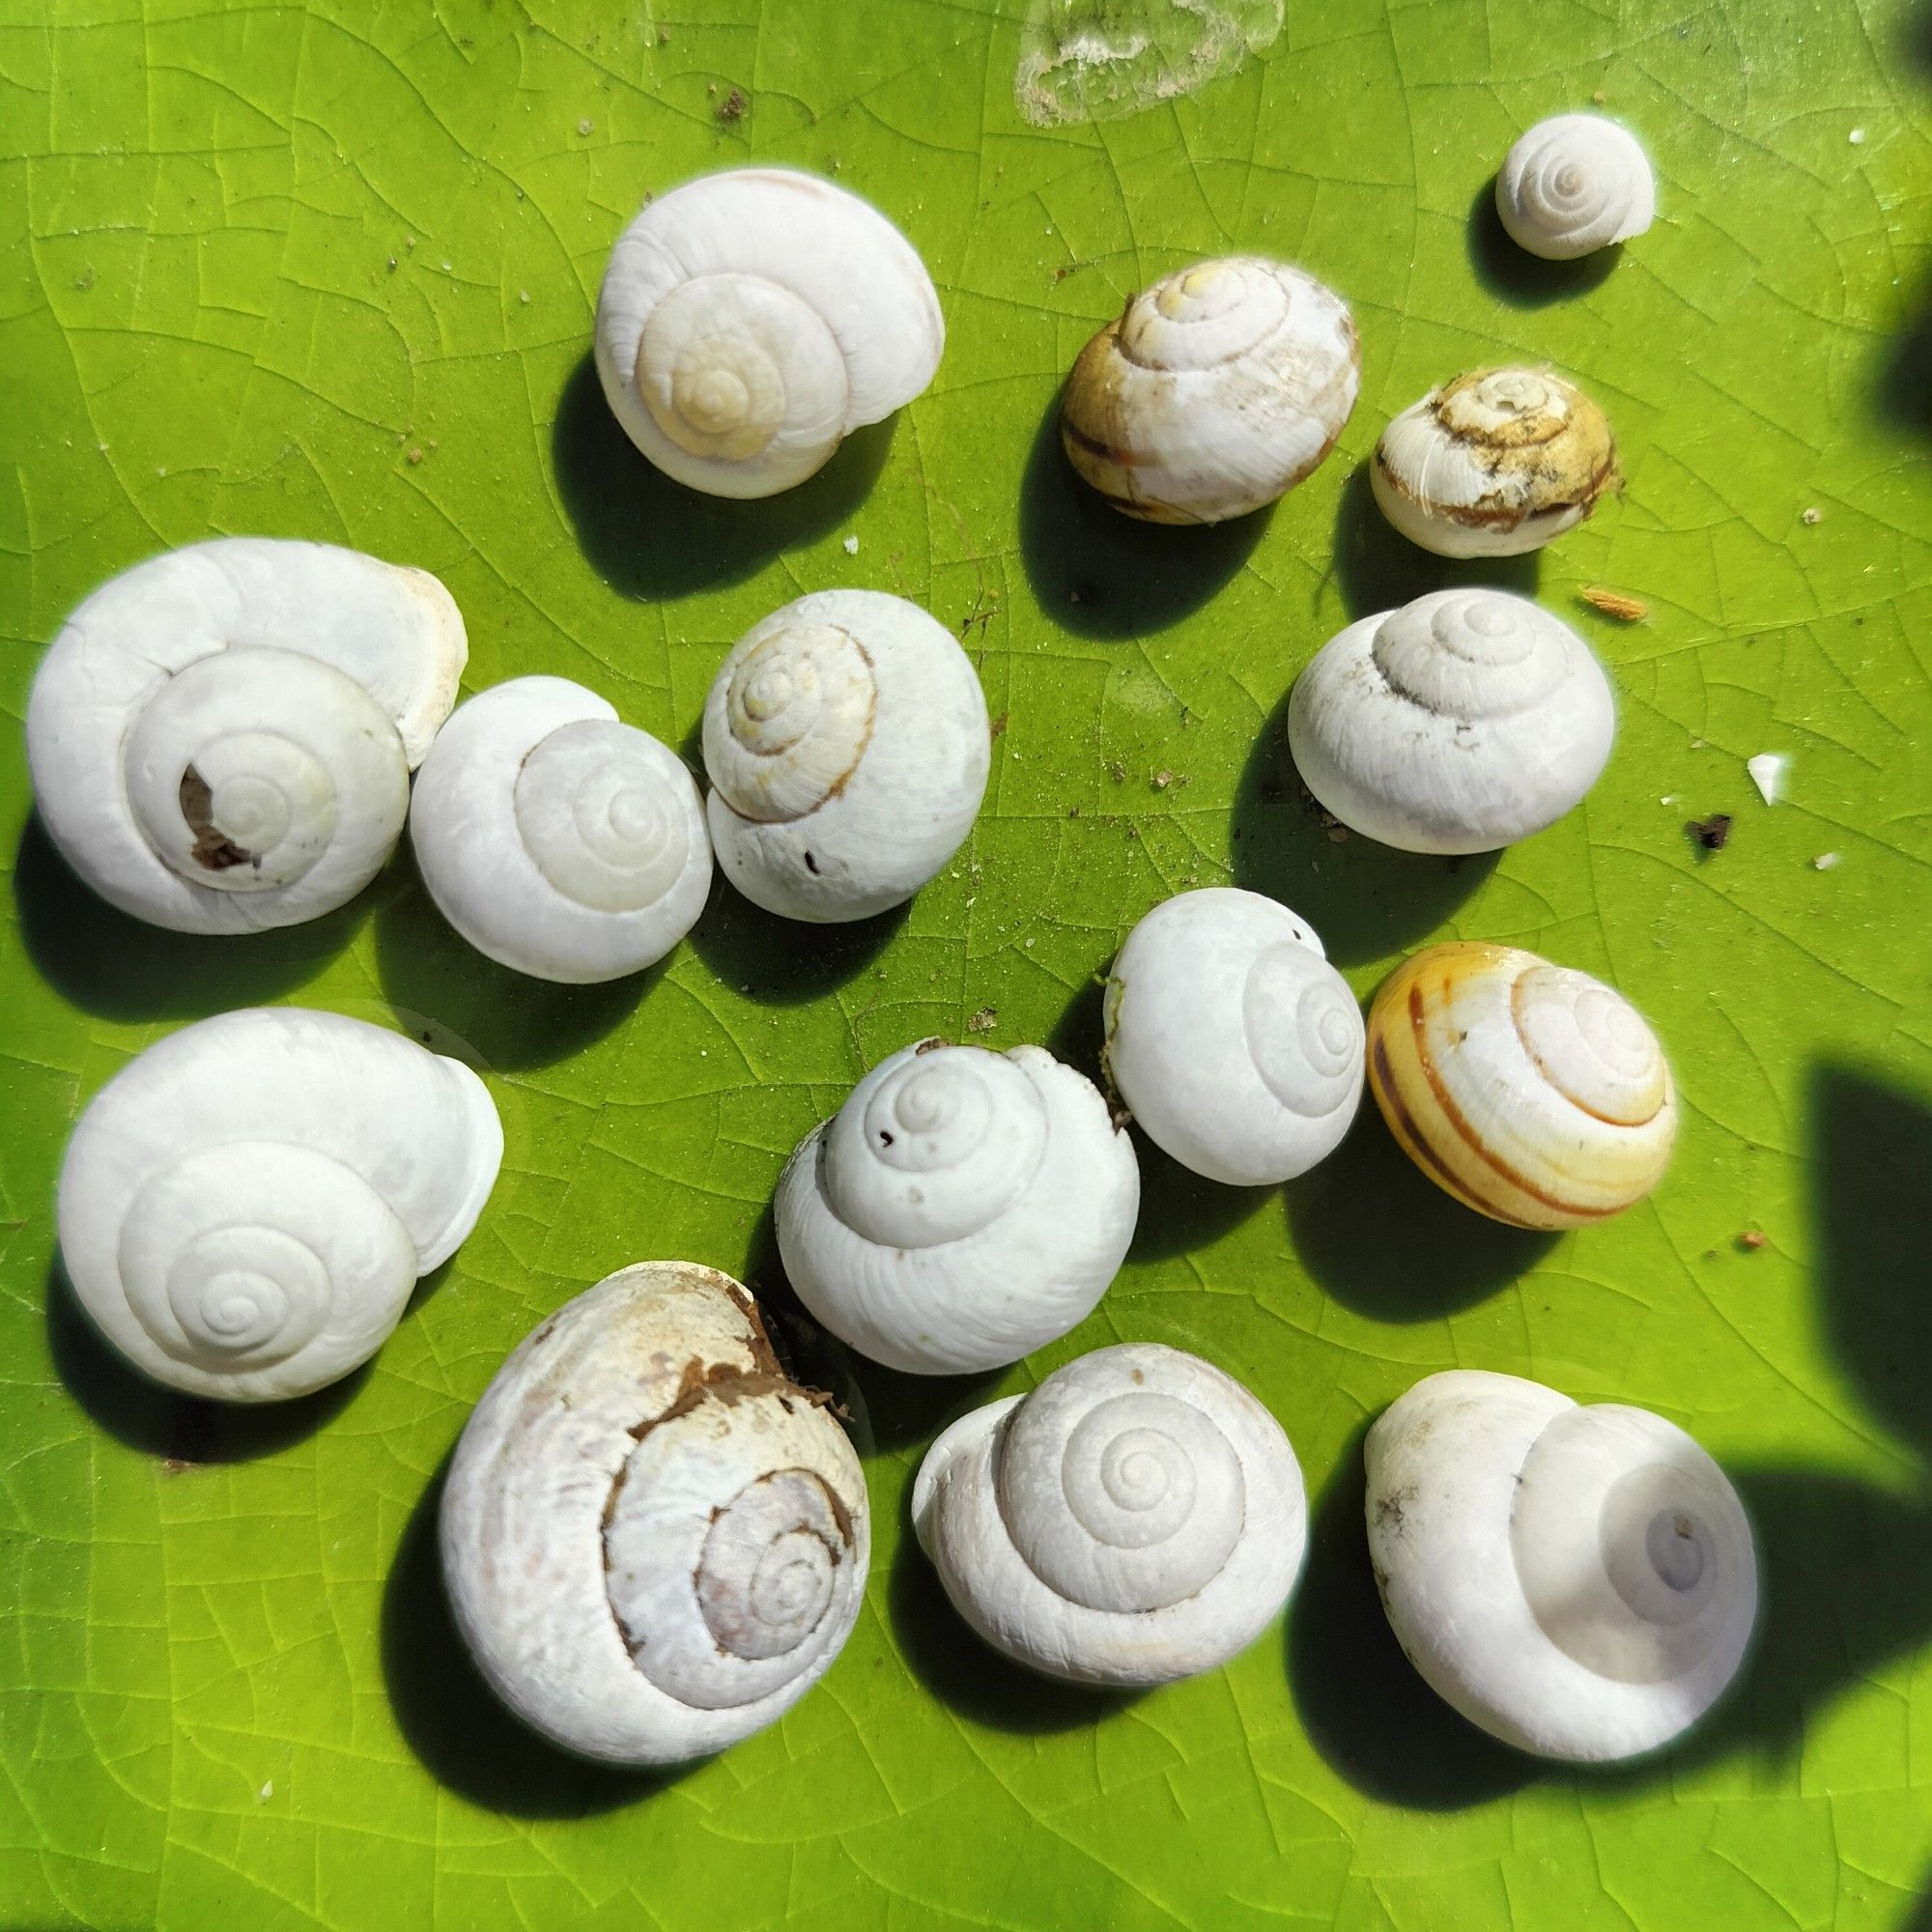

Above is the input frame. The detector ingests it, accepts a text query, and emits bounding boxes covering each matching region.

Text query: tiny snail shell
[1366,942,1676,1229]
[1495,114,1656,261]
[1371,367,1619,558]
[409,675,712,983]
[594,168,943,498]
[26,539,466,934]
[1060,256,1360,524]
[440,1263,869,1766]
[1287,587,1615,853]
[57,1009,502,1402]
[911,1344,1306,1686]
[702,589,990,923]
[1103,888,1364,1186]
[1366,1370,1757,1761]
[775,1037,1139,1375]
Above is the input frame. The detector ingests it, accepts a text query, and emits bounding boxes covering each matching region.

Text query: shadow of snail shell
[775,1037,1139,1374]
[702,588,990,923]
[1103,888,1364,1186]
[409,675,712,983]
[440,1263,868,1766]
[25,539,466,933]
[1366,942,1676,1229]
[1366,1371,1757,1761]
[1371,367,1619,558]
[911,1344,1306,1686]
[1495,114,1656,261]
[56,1009,502,1401]
[1060,255,1359,524]
[593,167,943,498]
[1286,587,1615,853]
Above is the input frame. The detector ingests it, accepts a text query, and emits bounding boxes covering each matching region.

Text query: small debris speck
[440,261,453,272]
[1579,584,1649,621]
[1325,825,1350,843]
[1747,753,1787,805]
[1151,770,1174,791]
[989,712,1009,740]
[1849,127,1866,145]
[715,86,748,126]
[1592,87,1607,103]
[1801,506,1822,526]
[1106,759,1126,783]
[405,235,416,250]
[1737,1230,1768,1252]
[578,118,594,135]
[657,27,670,43]
[967,1007,997,1034]
[407,447,424,466]
[1688,812,1733,852]
[1660,794,1679,807]
[1812,851,1841,870]
[518,289,530,304]
[385,256,397,271]
[259,1781,273,1802]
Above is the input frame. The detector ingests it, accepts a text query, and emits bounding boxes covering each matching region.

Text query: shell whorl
[1369,589,1572,720]
[1495,115,1656,261]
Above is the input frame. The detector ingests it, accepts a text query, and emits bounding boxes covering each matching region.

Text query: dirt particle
[1688,812,1733,852]
[967,1007,997,1035]
[715,87,748,126]
[578,117,594,135]
[1737,1229,1768,1252]
[1578,583,1649,621]
[406,446,424,466]
[989,712,1009,741]
[1151,769,1174,791]
[1801,505,1822,526]
[1106,758,1126,783]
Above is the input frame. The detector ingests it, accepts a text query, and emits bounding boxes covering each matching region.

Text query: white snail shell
[1287,588,1615,854]
[702,589,989,923]
[1495,114,1656,261]
[26,540,466,933]
[1371,367,1620,558]
[408,675,712,983]
[775,1038,1139,1375]
[594,169,944,499]
[1103,889,1364,1186]
[57,1009,502,1402]
[1366,1371,1757,1761]
[912,1344,1306,1686]
[440,1263,869,1766]
[1061,256,1359,523]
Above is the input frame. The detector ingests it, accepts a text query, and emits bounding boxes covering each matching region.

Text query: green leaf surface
[3,0,1930,1925]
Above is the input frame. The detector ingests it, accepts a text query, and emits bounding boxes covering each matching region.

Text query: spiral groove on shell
[1495,114,1656,261]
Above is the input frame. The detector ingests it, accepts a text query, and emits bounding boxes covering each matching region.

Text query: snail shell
[1061,256,1359,524]
[440,1263,869,1766]
[409,675,712,983]
[1495,114,1655,261]
[912,1344,1306,1686]
[57,1009,502,1401]
[26,540,466,933]
[1286,587,1615,853]
[1366,942,1676,1229]
[702,589,989,923]
[1366,1370,1756,1761]
[1103,889,1364,1186]
[775,1038,1140,1375]
[594,169,944,499]
[1371,367,1619,558]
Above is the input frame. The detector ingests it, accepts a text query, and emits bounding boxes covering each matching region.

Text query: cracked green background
[3,0,1930,1925]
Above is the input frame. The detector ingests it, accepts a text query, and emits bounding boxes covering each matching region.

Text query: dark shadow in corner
[1464,177,1621,311]
[550,351,895,600]
[1903,4,1932,75]
[1017,387,1272,640]
[686,884,908,1008]
[14,812,370,1023]
[1875,277,1932,442]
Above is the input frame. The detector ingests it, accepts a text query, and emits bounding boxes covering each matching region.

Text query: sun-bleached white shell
[594,169,944,499]
[1103,889,1364,1186]
[912,1344,1305,1686]
[702,589,989,923]
[1061,256,1359,523]
[26,540,466,933]
[57,1009,501,1402]
[1495,114,1656,261]
[440,1263,869,1766]
[1366,1370,1756,1761]
[1287,587,1615,854]
[409,676,712,983]
[776,1038,1139,1375]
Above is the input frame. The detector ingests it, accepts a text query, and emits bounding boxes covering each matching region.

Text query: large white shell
[1104,889,1364,1186]
[1287,588,1615,854]
[702,589,989,923]
[1495,115,1656,261]
[57,1009,502,1402]
[409,676,712,983]
[776,1038,1140,1375]
[912,1344,1305,1686]
[594,169,944,499]
[1366,1371,1757,1762]
[440,1263,869,1766]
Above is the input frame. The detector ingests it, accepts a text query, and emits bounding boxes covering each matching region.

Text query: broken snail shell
[440,1263,869,1765]
[1495,114,1655,261]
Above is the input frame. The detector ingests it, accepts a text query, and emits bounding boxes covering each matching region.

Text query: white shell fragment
[702,589,990,923]
[913,1344,1306,1686]
[594,169,944,498]
[776,1037,1140,1374]
[1366,1371,1757,1761]
[440,1263,869,1766]
[57,1009,502,1402]
[1287,588,1616,854]
[26,540,467,934]
[1104,889,1364,1186]
[1495,114,1656,261]
[1747,753,1787,806]
[409,676,712,982]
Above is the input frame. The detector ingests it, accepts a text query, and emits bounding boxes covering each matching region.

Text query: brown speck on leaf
[1688,812,1733,852]
[715,86,748,125]
[1068,804,1081,819]
[657,26,670,42]
[989,712,1009,741]
[967,1007,997,1035]
[1151,769,1174,791]
[1801,506,1822,526]
[406,446,424,466]
[1106,759,1126,783]
[1325,825,1350,843]
[1579,584,1649,621]
[1738,1229,1768,1251]
[1592,86,1607,103]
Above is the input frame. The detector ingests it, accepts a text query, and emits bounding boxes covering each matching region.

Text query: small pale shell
[1495,114,1656,261]
[1366,942,1676,1229]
